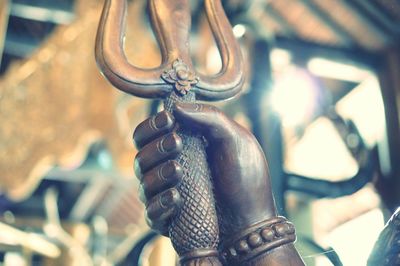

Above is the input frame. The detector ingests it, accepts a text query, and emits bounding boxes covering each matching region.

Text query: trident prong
[95,0,244,101]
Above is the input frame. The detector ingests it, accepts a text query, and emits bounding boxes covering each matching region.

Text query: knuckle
[138,186,147,204]
[133,153,144,180]
[133,116,153,146]
[146,198,160,220]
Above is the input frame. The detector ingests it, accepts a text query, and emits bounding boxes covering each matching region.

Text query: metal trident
[95,0,243,263]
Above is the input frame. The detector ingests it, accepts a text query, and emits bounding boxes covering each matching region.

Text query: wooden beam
[264,5,297,37]
[348,0,400,34]
[274,36,379,69]
[337,0,391,45]
[300,0,355,47]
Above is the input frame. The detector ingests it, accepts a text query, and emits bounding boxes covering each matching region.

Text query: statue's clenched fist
[133,102,277,237]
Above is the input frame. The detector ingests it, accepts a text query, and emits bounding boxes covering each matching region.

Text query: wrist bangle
[221,216,296,264]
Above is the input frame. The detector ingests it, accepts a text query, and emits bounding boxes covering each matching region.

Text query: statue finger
[133,111,175,149]
[134,133,182,178]
[146,188,181,228]
[173,102,235,140]
[142,160,183,199]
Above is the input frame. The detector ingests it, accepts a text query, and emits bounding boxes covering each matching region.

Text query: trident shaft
[95,0,243,262]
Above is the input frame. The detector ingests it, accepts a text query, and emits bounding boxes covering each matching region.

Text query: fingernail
[160,161,183,180]
[160,133,181,153]
[154,112,173,129]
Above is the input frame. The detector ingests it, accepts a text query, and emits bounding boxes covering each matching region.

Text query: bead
[285,223,295,234]
[274,223,287,236]
[248,233,263,247]
[261,228,275,241]
[223,218,298,265]
[236,240,250,253]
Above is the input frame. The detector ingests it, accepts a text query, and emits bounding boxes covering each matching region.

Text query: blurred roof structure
[1,0,400,76]
[259,0,400,51]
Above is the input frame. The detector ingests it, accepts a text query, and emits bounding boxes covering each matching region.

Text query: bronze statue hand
[134,103,304,265]
[133,102,276,235]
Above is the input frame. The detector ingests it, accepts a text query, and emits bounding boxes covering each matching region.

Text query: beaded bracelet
[221,216,296,264]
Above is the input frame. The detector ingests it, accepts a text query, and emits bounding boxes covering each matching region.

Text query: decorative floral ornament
[162,59,199,95]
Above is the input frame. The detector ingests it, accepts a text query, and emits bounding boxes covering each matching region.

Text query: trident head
[95,0,244,101]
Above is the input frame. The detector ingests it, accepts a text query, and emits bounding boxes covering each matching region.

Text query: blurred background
[0,0,400,265]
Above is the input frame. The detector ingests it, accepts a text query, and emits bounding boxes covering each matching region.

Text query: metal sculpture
[132,103,305,265]
[95,0,243,264]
